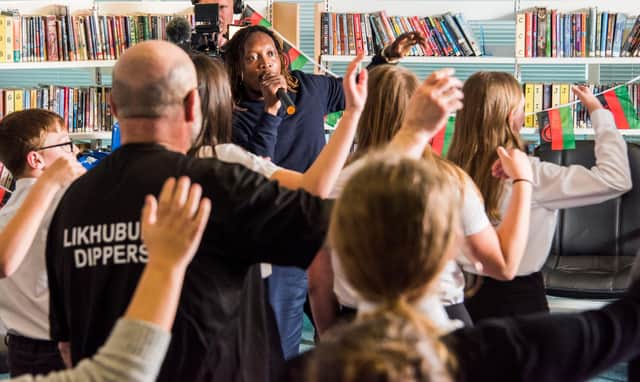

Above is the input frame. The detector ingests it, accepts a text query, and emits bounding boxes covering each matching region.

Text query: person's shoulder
[292,70,336,87]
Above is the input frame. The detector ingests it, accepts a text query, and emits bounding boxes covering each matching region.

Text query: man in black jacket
[45,40,330,382]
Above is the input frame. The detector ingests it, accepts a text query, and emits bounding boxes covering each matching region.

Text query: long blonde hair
[322,155,462,381]
[352,65,420,161]
[352,65,470,198]
[446,72,524,223]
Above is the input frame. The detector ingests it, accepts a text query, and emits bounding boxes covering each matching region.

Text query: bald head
[111,40,198,118]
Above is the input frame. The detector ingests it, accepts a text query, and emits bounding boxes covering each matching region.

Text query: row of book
[0,8,192,63]
[319,11,483,57]
[0,86,113,133]
[0,163,14,207]
[516,8,640,58]
[523,83,640,129]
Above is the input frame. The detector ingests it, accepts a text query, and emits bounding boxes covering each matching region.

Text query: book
[524,83,534,127]
[536,7,547,57]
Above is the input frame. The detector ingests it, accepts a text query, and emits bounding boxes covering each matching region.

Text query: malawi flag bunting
[596,87,640,130]
[325,111,343,129]
[242,5,310,71]
[242,5,272,27]
[431,116,456,156]
[538,106,576,151]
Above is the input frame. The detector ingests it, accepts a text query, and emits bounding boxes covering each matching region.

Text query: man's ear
[25,151,44,171]
[109,99,119,119]
[184,88,200,123]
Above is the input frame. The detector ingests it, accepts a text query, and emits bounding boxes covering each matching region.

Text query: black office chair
[534,141,640,299]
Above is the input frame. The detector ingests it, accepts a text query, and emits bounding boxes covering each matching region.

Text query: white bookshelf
[321,55,516,65]
[517,57,640,65]
[70,131,111,140]
[0,60,116,70]
[520,128,640,137]
[0,0,272,141]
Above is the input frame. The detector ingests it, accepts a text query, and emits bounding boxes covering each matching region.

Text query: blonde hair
[446,72,524,223]
[303,311,452,382]
[353,65,420,161]
[305,155,462,382]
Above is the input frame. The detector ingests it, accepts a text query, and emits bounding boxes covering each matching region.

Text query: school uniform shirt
[0,178,63,340]
[463,108,632,277]
[232,70,345,172]
[45,143,331,382]
[329,159,490,320]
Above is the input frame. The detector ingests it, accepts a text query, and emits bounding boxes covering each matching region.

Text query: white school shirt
[210,144,281,278]
[463,109,632,276]
[329,158,491,320]
[0,178,64,340]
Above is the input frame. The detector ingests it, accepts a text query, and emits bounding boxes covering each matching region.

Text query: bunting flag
[242,5,310,71]
[324,111,343,129]
[538,106,576,150]
[596,87,640,130]
[242,5,272,28]
[431,116,456,156]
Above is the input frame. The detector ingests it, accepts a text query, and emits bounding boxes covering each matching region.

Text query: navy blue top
[232,70,345,172]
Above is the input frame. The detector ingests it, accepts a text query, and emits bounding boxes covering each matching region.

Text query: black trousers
[5,333,66,377]
[464,271,549,323]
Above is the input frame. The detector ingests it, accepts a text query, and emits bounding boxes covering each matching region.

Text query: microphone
[277,88,296,115]
[260,72,296,115]
[166,17,192,50]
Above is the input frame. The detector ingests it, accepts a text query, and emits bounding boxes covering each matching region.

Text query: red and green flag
[538,106,576,150]
[597,86,640,130]
[325,111,343,129]
[242,5,272,27]
[243,5,309,71]
[431,116,456,156]
[282,40,310,71]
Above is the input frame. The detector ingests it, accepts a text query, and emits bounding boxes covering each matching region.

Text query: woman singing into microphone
[225,25,345,361]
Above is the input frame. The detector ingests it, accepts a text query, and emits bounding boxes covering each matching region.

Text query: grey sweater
[12,319,170,382]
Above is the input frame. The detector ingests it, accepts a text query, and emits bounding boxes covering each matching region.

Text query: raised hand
[401,68,464,137]
[260,72,288,115]
[343,54,368,113]
[572,85,603,114]
[493,147,533,182]
[141,177,211,270]
[383,32,429,61]
[40,156,86,190]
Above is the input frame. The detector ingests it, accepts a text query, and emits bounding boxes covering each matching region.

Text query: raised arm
[387,68,464,158]
[531,85,632,210]
[18,177,211,382]
[463,148,533,280]
[273,55,367,197]
[449,271,640,382]
[0,157,85,277]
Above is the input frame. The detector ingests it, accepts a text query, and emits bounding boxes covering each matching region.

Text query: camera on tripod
[192,3,221,56]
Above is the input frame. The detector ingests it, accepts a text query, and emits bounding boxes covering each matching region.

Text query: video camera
[192,3,221,56]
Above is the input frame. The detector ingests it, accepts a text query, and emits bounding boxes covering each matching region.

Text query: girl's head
[224,25,298,103]
[329,154,461,308]
[446,71,524,222]
[303,311,452,382]
[189,54,233,156]
[354,65,420,159]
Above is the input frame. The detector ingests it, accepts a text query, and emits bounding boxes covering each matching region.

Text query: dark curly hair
[224,25,299,104]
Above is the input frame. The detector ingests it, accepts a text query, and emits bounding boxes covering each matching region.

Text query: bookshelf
[0,0,271,140]
[315,0,640,142]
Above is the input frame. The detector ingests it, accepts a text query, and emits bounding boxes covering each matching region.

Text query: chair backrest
[534,141,640,299]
